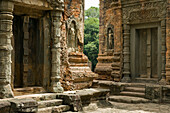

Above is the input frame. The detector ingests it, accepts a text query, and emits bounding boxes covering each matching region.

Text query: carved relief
[107,28,114,50]
[129,9,158,21]
[66,17,83,52]
[68,21,77,48]
[122,1,167,23]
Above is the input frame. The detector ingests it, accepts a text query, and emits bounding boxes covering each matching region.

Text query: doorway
[130,23,162,80]
[13,15,44,88]
[136,28,158,78]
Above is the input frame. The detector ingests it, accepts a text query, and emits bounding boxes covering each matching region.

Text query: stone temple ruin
[0,0,170,113]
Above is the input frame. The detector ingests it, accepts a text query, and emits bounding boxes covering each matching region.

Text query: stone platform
[0,88,110,113]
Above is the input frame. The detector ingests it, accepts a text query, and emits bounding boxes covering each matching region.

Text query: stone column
[50,1,64,93]
[159,20,166,85]
[166,1,170,84]
[0,1,14,98]
[121,24,131,82]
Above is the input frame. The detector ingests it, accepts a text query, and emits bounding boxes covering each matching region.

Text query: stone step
[134,78,158,84]
[14,87,45,96]
[112,56,120,61]
[38,105,70,113]
[69,67,91,70]
[111,67,120,70]
[124,87,145,93]
[111,62,121,67]
[15,93,57,101]
[68,54,83,58]
[69,63,89,67]
[38,99,63,108]
[114,78,121,82]
[120,91,145,98]
[69,57,88,63]
[125,83,146,88]
[109,96,150,103]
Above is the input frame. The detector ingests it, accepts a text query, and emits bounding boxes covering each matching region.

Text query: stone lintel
[12,0,52,10]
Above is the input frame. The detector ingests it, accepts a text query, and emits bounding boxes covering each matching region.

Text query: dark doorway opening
[13,15,44,88]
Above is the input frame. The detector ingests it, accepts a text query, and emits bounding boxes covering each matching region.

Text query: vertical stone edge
[0,0,14,98]
[166,0,170,84]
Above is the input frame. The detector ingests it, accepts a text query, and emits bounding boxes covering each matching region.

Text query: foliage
[85,7,99,18]
[84,7,99,71]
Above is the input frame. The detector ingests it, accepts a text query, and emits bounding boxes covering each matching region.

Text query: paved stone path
[65,101,170,113]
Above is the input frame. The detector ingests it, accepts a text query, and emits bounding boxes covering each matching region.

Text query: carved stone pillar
[159,20,166,84]
[0,1,14,98]
[121,24,131,82]
[49,0,64,93]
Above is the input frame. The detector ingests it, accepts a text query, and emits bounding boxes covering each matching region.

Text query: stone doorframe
[130,22,162,81]
[0,0,64,99]
[121,20,166,83]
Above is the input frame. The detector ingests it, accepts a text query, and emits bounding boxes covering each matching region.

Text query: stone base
[67,52,98,90]
[159,79,167,85]
[121,76,131,83]
[0,84,14,99]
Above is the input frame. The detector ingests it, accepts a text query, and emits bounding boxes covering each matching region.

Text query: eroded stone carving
[107,28,114,50]
[66,17,80,52]
[68,22,77,48]
[47,0,64,10]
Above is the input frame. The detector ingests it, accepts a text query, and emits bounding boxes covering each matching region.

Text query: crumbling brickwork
[95,0,123,81]
[61,0,97,90]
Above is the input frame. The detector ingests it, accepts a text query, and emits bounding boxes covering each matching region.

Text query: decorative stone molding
[122,0,167,24]
[0,0,14,98]
[47,0,64,11]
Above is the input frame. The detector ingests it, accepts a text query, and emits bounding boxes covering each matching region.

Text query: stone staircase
[111,52,122,82]
[93,80,151,104]
[109,83,150,104]
[16,93,70,113]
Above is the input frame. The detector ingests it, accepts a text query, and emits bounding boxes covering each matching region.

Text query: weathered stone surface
[57,93,83,112]
[9,98,38,112]
[0,100,11,113]
[0,0,14,99]
[38,99,63,108]
[109,96,150,103]
[95,0,122,81]
[145,85,161,102]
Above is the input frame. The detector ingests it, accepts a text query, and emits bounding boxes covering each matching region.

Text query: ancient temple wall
[61,0,86,90]
[95,0,122,81]
[99,0,122,54]
[61,0,97,90]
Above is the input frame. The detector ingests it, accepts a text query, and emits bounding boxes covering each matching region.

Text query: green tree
[85,7,99,18]
[84,7,99,71]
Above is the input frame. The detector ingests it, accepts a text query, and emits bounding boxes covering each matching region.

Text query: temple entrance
[13,15,44,88]
[130,23,162,80]
[136,28,158,78]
